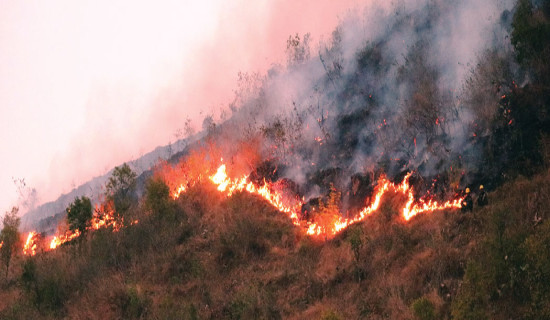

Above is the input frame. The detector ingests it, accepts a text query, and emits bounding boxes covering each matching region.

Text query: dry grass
[1,171,549,319]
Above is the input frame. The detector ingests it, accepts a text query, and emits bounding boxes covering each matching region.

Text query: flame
[26,155,465,256]
[23,200,126,255]
[23,231,39,256]
[193,163,462,238]
[50,230,81,250]
[304,173,464,237]
[47,201,122,250]
[208,165,302,223]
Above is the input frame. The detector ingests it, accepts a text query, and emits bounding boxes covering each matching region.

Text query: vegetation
[1,1,549,319]
[66,196,92,235]
[0,169,544,319]
[106,163,137,218]
[0,207,20,280]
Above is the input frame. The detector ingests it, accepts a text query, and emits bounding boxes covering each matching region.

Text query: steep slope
[3,170,549,319]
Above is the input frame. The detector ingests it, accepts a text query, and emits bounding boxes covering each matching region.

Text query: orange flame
[47,201,122,250]
[304,173,464,236]
[28,155,464,255]
[50,230,81,250]
[23,231,39,256]
[208,165,302,223]
[179,163,464,239]
[22,199,126,255]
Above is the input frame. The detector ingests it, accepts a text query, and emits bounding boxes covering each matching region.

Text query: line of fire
[21,142,466,257]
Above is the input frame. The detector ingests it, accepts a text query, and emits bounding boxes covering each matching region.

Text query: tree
[145,176,174,219]
[512,0,550,83]
[66,196,92,235]
[106,163,137,217]
[0,207,21,280]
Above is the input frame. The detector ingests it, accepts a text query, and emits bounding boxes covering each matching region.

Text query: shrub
[411,297,435,320]
[66,196,92,235]
[523,219,550,318]
[106,163,137,218]
[0,207,20,280]
[145,176,174,219]
[21,258,37,294]
[113,285,151,319]
[346,225,363,263]
[451,261,488,320]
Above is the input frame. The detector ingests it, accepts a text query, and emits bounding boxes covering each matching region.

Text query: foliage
[106,163,137,217]
[523,219,550,318]
[451,261,488,320]
[411,297,436,320]
[21,258,71,314]
[5,2,550,318]
[0,207,20,279]
[145,176,173,218]
[346,225,363,263]
[511,0,550,74]
[113,285,151,319]
[66,196,92,235]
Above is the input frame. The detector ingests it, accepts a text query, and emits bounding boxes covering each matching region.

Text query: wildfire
[24,157,465,256]
[305,173,464,236]
[23,200,124,255]
[208,165,302,223]
[50,230,81,250]
[193,163,463,238]
[23,231,39,256]
[48,201,121,250]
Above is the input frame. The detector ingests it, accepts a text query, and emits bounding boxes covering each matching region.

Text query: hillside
[1,0,550,319]
[1,169,549,319]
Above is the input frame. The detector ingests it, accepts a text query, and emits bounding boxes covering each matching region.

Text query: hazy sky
[0,0,359,214]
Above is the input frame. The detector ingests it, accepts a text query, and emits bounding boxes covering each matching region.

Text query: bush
[106,163,137,218]
[21,258,37,294]
[145,176,174,218]
[66,196,92,235]
[523,219,550,318]
[113,285,151,319]
[451,261,488,320]
[346,225,363,263]
[411,297,435,320]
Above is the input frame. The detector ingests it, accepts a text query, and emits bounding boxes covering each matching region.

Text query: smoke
[0,0,516,216]
[0,0,358,214]
[221,0,516,198]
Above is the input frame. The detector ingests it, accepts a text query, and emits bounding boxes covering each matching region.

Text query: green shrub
[21,258,37,294]
[411,297,435,320]
[114,285,151,319]
[451,261,488,320]
[66,196,92,235]
[523,220,550,318]
[346,225,363,263]
[145,176,175,219]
